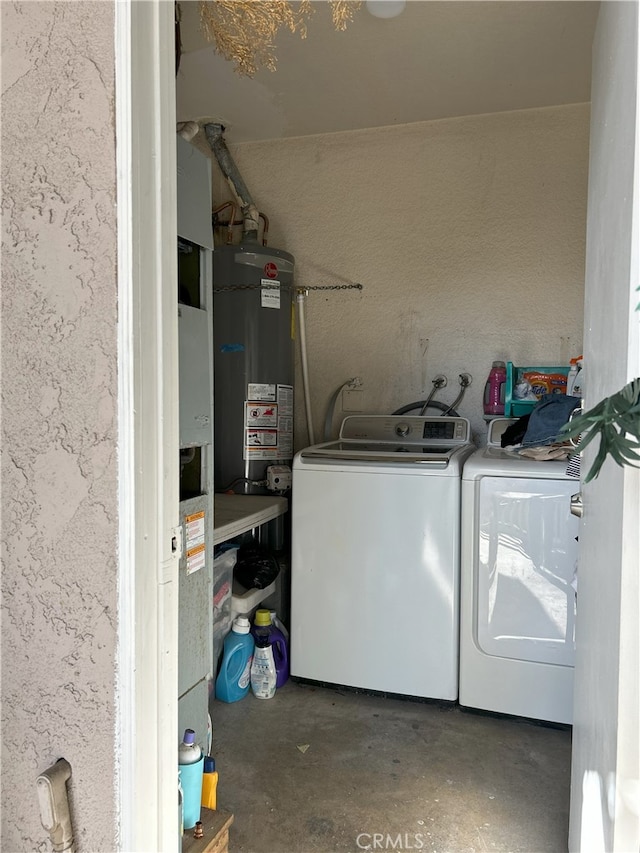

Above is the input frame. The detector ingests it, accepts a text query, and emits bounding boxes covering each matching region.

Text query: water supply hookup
[419,374,448,416]
[393,372,472,417]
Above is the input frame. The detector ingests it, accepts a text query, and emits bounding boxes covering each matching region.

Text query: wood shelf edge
[182,808,234,853]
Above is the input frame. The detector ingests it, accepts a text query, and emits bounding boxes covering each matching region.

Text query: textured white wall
[213,104,589,448]
[1,3,118,850]
[569,3,640,850]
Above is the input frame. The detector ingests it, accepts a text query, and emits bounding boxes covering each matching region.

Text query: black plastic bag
[234,542,280,590]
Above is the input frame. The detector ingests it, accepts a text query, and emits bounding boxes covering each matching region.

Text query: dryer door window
[475,476,578,667]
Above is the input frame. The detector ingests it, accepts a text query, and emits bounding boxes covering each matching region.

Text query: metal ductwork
[204,122,261,241]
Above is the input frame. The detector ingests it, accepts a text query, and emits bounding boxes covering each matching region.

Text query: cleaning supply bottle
[201,756,219,810]
[483,361,507,416]
[267,610,290,687]
[572,357,585,399]
[250,617,277,700]
[252,609,289,688]
[269,609,289,643]
[215,616,254,703]
[567,357,580,396]
[178,729,204,829]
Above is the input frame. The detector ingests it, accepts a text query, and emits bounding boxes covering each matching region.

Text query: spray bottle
[178,729,204,829]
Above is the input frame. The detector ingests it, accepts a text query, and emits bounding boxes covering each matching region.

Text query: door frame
[569,2,640,850]
[116,2,179,850]
[114,0,639,849]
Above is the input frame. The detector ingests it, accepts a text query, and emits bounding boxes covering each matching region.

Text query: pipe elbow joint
[37,758,74,853]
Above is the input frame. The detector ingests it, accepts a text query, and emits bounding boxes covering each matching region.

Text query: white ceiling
[176,1,599,144]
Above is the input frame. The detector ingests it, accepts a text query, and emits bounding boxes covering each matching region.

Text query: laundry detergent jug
[215,616,254,703]
[483,361,507,416]
[251,609,289,688]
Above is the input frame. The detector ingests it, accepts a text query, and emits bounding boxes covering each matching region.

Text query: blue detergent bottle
[215,616,255,702]
[251,609,289,688]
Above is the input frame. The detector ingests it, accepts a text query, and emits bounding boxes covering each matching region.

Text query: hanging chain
[213,282,363,293]
[303,283,363,292]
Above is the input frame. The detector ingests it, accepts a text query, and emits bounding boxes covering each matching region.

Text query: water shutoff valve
[266,465,292,491]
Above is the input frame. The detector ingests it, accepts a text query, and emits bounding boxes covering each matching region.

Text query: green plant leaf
[572,427,601,454]
[562,377,640,481]
[584,436,610,483]
[615,432,640,450]
[606,439,639,468]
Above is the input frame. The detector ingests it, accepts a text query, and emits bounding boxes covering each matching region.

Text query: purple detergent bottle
[252,609,289,688]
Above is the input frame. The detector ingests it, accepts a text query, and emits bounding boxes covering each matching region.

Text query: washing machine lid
[300,442,455,466]
[300,416,472,467]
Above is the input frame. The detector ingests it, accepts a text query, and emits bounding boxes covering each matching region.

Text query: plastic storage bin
[212,546,238,674]
[504,362,570,418]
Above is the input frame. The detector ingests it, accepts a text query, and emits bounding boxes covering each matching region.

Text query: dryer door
[475,476,579,667]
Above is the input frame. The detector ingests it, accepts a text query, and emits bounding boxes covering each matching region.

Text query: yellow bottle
[201,756,218,810]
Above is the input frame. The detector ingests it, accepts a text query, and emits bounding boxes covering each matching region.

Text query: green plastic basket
[505,362,570,418]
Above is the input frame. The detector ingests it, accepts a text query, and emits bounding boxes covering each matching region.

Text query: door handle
[570,492,583,518]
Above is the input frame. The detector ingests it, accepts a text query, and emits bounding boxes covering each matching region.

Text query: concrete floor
[210,681,572,853]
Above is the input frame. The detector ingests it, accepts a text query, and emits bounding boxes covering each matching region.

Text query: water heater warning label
[248,383,276,401]
[246,429,278,447]
[246,403,278,427]
[242,385,294,460]
[261,279,280,309]
[277,384,294,456]
[245,427,279,460]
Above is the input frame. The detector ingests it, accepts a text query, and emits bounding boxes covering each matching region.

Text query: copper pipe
[212,201,237,244]
[212,203,269,246]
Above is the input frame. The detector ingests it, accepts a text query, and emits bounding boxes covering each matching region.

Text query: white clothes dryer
[291,415,475,700]
[460,419,579,724]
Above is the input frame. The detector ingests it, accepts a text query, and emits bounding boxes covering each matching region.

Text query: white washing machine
[290,415,474,700]
[460,419,579,724]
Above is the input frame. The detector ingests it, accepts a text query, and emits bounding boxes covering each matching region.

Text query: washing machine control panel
[340,416,470,446]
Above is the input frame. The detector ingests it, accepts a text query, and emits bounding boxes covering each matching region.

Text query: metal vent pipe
[204,123,261,241]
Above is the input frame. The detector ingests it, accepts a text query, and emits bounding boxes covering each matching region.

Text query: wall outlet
[342,388,365,412]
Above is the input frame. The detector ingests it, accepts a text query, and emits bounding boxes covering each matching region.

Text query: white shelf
[213,494,288,545]
[230,579,277,617]
[214,494,288,619]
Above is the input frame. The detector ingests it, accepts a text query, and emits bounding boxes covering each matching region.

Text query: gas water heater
[213,243,295,495]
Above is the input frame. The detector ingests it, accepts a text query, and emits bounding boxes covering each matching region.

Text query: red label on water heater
[264,262,278,279]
